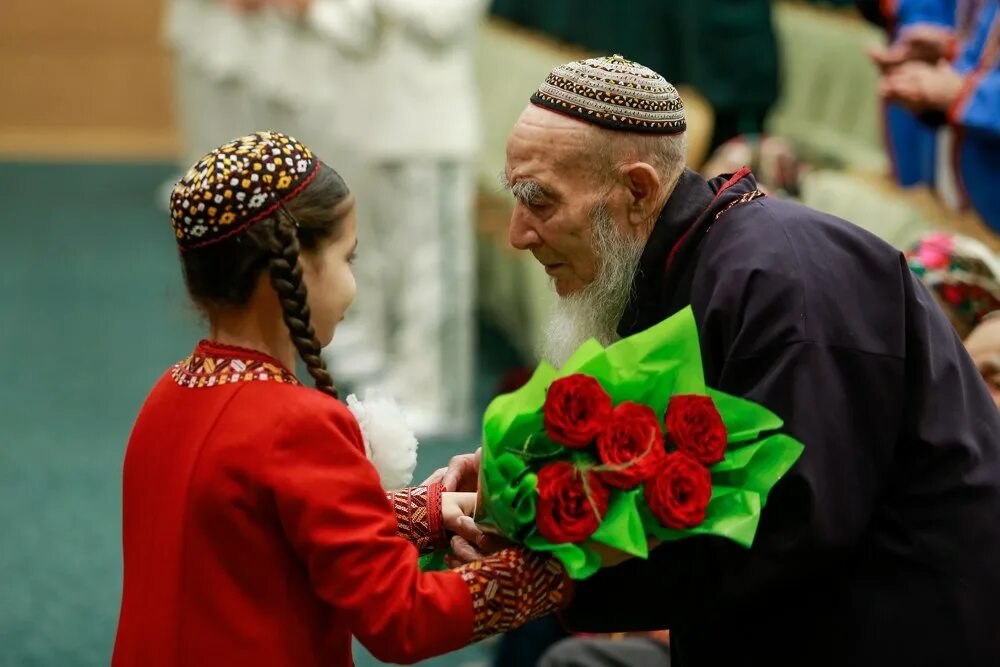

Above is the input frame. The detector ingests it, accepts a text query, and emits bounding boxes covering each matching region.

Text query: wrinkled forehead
[505,105,601,185]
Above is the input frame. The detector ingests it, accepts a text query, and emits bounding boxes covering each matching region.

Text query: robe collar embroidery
[617,168,764,338]
[171,340,300,388]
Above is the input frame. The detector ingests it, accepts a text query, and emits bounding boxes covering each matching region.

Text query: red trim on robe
[948,72,984,125]
[665,166,752,271]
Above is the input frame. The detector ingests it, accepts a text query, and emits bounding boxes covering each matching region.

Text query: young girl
[112,131,571,666]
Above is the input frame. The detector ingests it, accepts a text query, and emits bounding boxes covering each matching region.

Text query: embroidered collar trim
[171,340,300,388]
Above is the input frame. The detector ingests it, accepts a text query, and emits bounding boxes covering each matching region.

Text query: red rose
[535,461,610,544]
[664,395,728,465]
[596,402,666,489]
[644,452,712,529]
[543,374,613,449]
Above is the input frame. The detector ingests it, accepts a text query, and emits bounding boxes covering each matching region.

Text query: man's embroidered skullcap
[530,55,686,134]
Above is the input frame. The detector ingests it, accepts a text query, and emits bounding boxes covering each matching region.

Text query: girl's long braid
[267,207,338,398]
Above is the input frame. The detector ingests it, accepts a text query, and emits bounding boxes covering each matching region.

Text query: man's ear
[621,162,663,229]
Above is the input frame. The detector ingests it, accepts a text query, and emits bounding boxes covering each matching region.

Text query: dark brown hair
[180,162,351,398]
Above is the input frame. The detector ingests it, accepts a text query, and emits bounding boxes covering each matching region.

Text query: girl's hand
[442,492,483,545]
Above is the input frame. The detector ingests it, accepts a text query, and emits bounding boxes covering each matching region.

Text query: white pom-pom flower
[346,390,419,491]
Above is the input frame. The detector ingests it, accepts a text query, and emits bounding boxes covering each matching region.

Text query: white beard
[540,205,646,367]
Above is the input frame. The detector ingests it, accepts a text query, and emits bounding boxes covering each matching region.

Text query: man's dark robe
[562,169,1000,666]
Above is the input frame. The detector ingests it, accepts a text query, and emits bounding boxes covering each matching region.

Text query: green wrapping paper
[478,307,804,580]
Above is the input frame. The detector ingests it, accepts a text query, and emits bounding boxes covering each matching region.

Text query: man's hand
[966,316,1000,408]
[445,529,515,568]
[422,448,482,492]
[870,23,955,72]
[879,59,965,113]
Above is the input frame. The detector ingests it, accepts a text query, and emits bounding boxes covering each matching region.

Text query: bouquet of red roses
[477,307,804,579]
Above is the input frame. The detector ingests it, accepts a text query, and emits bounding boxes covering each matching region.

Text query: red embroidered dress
[112,341,570,667]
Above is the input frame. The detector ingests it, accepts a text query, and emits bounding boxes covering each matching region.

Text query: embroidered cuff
[387,484,448,554]
[457,548,573,642]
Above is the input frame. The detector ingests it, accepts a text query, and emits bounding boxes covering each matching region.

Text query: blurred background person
[966,313,1000,407]
[310,0,490,438]
[167,0,258,166]
[875,0,1000,233]
[907,231,1000,407]
[906,230,1000,338]
[294,0,377,180]
[860,0,961,188]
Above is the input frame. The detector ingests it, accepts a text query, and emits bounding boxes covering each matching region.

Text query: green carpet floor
[0,161,516,667]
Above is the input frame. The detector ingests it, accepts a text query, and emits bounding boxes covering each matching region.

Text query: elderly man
[435,56,1000,666]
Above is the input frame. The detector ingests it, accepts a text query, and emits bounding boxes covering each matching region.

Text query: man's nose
[508,205,542,250]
